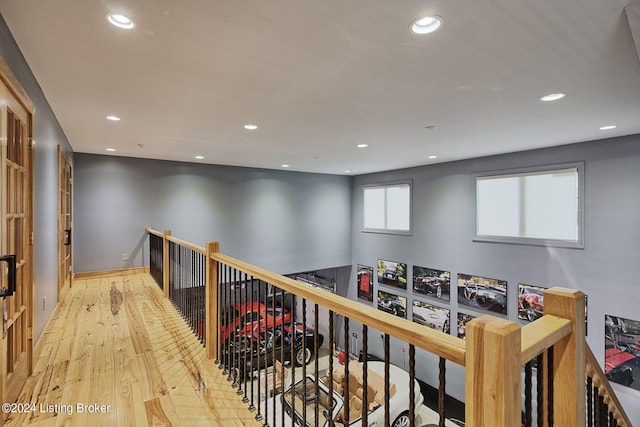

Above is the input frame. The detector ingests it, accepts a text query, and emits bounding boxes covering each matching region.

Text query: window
[475,163,583,248]
[363,182,411,234]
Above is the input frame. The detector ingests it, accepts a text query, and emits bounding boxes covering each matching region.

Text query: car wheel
[295,346,313,367]
[392,411,410,427]
[436,285,442,298]
[526,308,537,322]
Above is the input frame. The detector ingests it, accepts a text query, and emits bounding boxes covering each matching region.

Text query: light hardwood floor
[6,273,262,427]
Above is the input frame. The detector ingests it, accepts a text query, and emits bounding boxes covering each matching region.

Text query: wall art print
[377,290,407,318]
[357,264,374,302]
[604,314,640,391]
[412,300,450,334]
[457,273,507,315]
[413,266,450,302]
[457,313,476,340]
[377,259,407,290]
[518,283,546,322]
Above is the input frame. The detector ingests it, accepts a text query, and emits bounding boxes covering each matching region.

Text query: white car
[412,305,450,334]
[272,360,423,427]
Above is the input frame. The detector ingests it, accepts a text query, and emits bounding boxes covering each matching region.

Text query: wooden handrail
[145,226,164,238]
[165,234,206,255]
[211,251,467,365]
[585,345,632,427]
[520,315,572,364]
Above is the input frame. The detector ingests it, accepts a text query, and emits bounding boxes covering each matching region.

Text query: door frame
[58,146,72,302]
[0,54,35,409]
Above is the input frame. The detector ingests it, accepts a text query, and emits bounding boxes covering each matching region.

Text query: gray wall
[0,15,74,341]
[350,134,640,420]
[73,154,352,275]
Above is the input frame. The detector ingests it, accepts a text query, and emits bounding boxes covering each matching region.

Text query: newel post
[162,229,171,298]
[465,315,521,427]
[543,288,586,426]
[205,241,220,360]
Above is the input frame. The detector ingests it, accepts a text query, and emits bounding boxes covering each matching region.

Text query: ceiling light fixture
[281,164,290,168]
[356,144,368,148]
[195,155,204,160]
[106,148,116,152]
[540,93,566,102]
[106,13,135,29]
[599,125,616,130]
[428,155,438,159]
[243,124,258,130]
[344,170,351,173]
[106,115,121,121]
[410,16,443,34]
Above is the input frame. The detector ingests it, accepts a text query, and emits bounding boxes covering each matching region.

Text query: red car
[221,301,292,341]
[605,335,638,387]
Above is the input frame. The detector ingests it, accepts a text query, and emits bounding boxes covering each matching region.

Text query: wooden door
[58,146,72,301]
[0,62,34,409]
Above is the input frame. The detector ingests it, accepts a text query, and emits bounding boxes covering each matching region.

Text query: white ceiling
[2,1,640,175]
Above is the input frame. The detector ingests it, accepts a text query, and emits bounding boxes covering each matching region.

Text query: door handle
[0,254,16,297]
[65,229,71,246]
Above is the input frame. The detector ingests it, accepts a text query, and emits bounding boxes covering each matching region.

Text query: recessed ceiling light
[244,124,258,130]
[410,16,443,34]
[281,164,290,168]
[540,93,566,102]
[106,115,120,121]
[599,125,616,130]
[424,125,437,131]
[195,155,204,160]
[106,148,116,152]
[344,170,351,173]
[428,155,438,159]
[356,144,368,148]
[106,13,135,29]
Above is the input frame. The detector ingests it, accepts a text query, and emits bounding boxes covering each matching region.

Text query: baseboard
[73,266,150,280]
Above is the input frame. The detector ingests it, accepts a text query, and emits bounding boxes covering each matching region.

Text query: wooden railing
[585,346,632,427]
[145,227,632,427]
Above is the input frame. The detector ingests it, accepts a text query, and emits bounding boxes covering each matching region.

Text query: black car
[378,297,406,317]
[223,324,324,379]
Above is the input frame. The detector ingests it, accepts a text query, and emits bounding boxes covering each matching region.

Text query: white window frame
[474,162,584,248]
[362,181,412,235]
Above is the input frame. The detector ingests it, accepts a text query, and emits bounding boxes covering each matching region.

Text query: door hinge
[29,231,34,245]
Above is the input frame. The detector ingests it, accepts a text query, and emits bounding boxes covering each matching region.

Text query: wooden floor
[6,273,262,427]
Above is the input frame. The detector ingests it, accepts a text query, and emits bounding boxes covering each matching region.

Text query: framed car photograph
[357,264,374,302]
[518,283,546,322]
[377,259,407,289]
[604,314,640,391]
[457,313,476,340]
[377,290,407,318]
[413,266,450,302]
[412,300,450,334]
[457,273,507,316]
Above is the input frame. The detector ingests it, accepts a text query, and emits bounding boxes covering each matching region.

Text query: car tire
[295,346,313,367]
[436,285,442,298]
[526,308,537,322]
[392,411,411,427]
